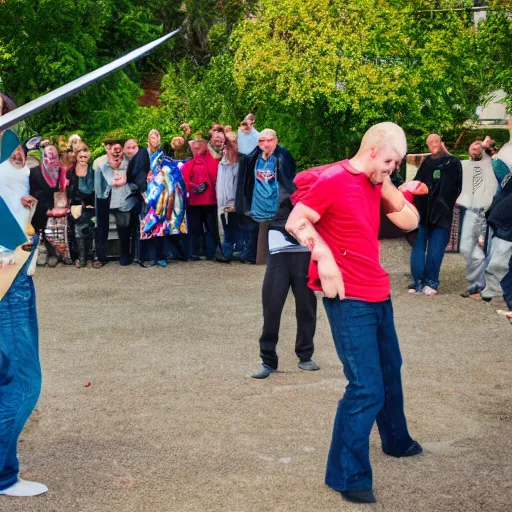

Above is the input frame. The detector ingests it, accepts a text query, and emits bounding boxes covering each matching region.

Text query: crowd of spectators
[11,102,512,320]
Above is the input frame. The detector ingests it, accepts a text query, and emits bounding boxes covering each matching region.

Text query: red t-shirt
[300,160,390,302]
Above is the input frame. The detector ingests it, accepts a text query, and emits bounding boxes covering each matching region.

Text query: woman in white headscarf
[29,144,71,266]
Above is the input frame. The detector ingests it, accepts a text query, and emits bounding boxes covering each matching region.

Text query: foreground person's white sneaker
[0,478,48,497]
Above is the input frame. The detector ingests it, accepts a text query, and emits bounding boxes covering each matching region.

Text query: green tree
[477,4,512,113]
[0,0,166,137]
[230,0,492,161]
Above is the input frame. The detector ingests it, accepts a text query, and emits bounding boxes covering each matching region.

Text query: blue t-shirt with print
[250,155,278,221]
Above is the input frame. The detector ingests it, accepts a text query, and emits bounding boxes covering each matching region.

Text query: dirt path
[3,239,511,512]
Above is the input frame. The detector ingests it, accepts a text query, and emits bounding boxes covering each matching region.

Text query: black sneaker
[341,490,376,504]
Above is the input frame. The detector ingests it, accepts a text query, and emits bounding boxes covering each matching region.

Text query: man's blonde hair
[360,122,407,157]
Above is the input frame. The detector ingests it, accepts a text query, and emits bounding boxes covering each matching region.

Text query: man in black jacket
[409,134,462,295]
[236,129,319,379]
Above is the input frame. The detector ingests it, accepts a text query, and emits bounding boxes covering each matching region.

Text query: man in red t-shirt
[286,122,423,504]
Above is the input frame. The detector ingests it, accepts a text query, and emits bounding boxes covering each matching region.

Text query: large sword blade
[0,28,180,132]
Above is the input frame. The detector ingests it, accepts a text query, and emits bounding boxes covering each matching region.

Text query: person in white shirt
[457,140,498,297]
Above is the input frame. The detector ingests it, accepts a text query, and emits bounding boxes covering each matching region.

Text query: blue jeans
[0,246,41,491]
[241,217,259,263]
[220,212,241,260]
[410,225,450,290]
[323,298,414,492]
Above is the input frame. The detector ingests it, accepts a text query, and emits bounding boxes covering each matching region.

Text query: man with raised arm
[285,122,423,504]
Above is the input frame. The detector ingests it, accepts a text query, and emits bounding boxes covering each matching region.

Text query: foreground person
[286,122,422,504]
[0,120,47,496]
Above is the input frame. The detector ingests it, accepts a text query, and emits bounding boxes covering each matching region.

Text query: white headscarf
[0,145,30,237]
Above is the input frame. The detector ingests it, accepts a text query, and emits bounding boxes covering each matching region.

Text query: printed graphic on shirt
[433,169,441,180]
[256,168,275,183]
[472,166,483,194]
[251,155,278,221]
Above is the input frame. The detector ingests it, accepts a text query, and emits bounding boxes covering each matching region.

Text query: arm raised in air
[285,202,345,299]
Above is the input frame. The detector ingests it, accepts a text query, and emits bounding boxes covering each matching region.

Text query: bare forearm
[286,215,333,263]
[381,176,406,214]
[286,203,345,298]
[386,202,419,231]
[382,177,419,231]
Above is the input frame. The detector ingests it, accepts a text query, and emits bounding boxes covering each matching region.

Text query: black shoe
[341,490,376,504]
[384,440,423,458]
[215,255,231,264]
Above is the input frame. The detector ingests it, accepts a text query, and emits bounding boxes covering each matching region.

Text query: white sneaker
[422,286,438,296]
[0,478,48,497]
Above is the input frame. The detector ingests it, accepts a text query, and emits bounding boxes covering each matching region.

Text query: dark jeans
[142,237,167,262]
[220,212,241,260]
[323,298,414,492]
[73,209,94,239]
[410,224,450,290]
[501,256,512,310]
[187,205,221,260]
[96,198,133,263]
[259,252,317,369]
[240,216,259,263]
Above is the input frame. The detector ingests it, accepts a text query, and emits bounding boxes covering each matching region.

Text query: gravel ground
[3,239,512,512]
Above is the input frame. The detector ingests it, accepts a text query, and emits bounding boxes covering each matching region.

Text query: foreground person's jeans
[0,248,41,491]
[410,224,450,290]
[323,298,414,492]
